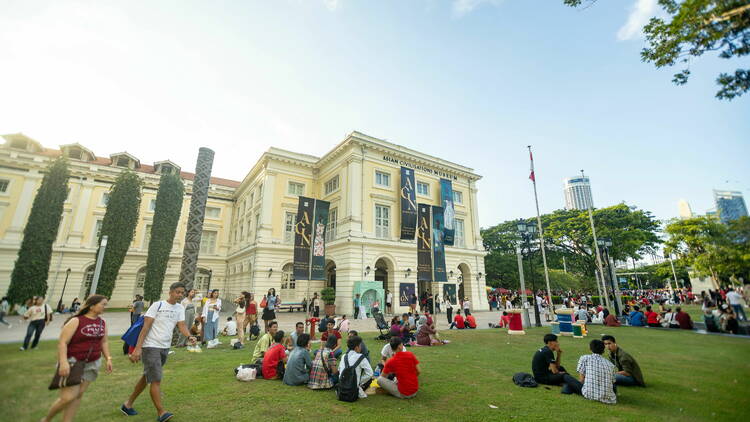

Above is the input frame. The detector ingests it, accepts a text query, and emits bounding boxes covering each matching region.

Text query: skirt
[262,308,276,321]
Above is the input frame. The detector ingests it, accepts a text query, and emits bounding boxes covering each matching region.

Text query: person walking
[121,282,196,422]
[41,295,112,422]
[0,296,11,328]
[202,289,222,347]
[177,289,197,347]
[311,292,321,318]
[445,295,453,325]
[353,294,361,319]
[240,292,256,344]
[21,296,53,351]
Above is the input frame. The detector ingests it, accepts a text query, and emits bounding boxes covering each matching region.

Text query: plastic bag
[236,367,256,382]
[187,344,202,353]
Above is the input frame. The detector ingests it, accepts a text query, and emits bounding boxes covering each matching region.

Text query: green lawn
[2,327,748,422]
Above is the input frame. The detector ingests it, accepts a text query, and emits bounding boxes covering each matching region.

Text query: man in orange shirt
[449,309,465,329]
[465,312,477,329]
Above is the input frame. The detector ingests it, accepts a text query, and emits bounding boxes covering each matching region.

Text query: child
[221,316,237,336]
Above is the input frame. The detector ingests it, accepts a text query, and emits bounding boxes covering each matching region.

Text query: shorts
[67,357,101,382]
[142,347,169,383]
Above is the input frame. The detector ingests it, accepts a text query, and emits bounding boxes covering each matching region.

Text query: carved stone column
[179,147,214,290]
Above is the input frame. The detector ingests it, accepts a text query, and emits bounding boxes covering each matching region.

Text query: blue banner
[417,204,432,282]
[400,167,417,240]
[440,179,455,246]
[432,205,447,282]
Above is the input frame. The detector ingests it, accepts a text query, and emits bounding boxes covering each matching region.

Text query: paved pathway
[0,308,550,344]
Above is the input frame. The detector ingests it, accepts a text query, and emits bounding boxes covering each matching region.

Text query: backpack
[337,353,366,402]
[249,323,260,337]
[121,302,162,347]
[512,372,538,388]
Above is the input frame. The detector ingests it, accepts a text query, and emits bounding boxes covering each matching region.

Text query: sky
[1,0,748,229]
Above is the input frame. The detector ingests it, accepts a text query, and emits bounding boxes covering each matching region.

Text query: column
[66,181,94,247]
[344,155,363,238]
[258,171,276,242]
[3,173,42,243]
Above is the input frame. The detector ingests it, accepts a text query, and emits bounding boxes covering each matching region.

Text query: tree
[6,158,69,303]
[95,171,142,298]
[565,0,750,100]
[143,173,184,302]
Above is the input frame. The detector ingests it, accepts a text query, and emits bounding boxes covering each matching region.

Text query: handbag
[260,297,268,308]
[49,345,93,390]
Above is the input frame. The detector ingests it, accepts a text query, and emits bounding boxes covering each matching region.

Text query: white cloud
[617,0,659,41]
[323,0,340,11]
[451,0,504,17]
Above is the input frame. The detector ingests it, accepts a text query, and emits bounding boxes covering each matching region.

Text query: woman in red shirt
[42,294,112,422]
[645,305,661,328]
[240,292,256,344]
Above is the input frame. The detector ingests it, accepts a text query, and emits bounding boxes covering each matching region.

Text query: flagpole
[582,170,611,310]
[527,146,553,321]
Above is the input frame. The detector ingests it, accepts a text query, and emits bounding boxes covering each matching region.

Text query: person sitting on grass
[308,335,339,390]
[576,339,617,404]
[284,333,312,386]
[601,335,645,387]
[287,321,305,351]
[261,330,287,380]
[465,312,477,329]
[378,336,406,374]
[575,305,589,323]
[489,311,511,328]
[603,309,621,327]
[644,306,661,328]
[338,335,374,398]
[416,320,444,346]
[628,306,645,327]
[378,337,420,399]
[321,320,342,358]
[252,321,278,363]
[389,316,402,338]
[531,334,582,394]
[348,330,369,358]
[221,316,237,336]
[449,309,465,329]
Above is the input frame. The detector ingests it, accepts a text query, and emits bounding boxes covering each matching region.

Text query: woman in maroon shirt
[41,294,112,422]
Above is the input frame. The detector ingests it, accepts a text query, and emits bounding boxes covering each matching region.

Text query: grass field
[2,326,748,422]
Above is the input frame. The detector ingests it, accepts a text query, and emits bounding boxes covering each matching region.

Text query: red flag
[529,170,535,182]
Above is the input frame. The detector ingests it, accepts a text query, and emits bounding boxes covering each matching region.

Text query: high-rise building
[677,199,694,219]
[713,190,748,223]
[563,176,593,210]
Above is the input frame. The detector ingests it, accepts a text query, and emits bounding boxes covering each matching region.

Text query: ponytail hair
[66,294,107,324]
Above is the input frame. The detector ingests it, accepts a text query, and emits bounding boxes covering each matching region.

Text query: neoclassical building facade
[0,131,487,314]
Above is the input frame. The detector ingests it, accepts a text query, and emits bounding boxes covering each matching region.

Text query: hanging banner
[310,199,330,281]
[440,179,455,246]
[444,284,457,305]
[400,167,417,240]
[432,205,447,282]
[293,196,314,280]
[399,283,415,306]
[417,204,432,282]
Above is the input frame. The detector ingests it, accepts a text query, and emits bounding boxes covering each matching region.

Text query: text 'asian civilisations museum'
[0,131,487,314]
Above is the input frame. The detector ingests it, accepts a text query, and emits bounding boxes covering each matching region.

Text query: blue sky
[1,0,748,228]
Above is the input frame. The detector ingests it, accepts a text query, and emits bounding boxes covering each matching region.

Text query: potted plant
[321,287,336,316]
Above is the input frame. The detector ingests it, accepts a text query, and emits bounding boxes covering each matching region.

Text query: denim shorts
[67,357,101,382]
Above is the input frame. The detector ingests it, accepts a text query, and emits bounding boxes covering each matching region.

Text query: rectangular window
[326,208,337,242]
[148,199,157,212]
[0,179,9,193]
[239,224,244,241]
[255,214,261,240]
[417,181,430,196]
[206,206,221,219]
[143,224,152,249]
[116,157,130,167]
[249,192,254,205]
[455,219,466,247]
[284,212,295,243]
[92,220,103,246]
[288,181,305,196]
[375,171,391,188]
[453,191,464,204]
[324,175,339,195]
[101,192,110,206]
[200,231,217,254]
[375,205,391,239]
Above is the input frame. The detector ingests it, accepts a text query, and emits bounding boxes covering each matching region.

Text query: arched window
[196,268,212,292]
[81,265,95,297]
[135,267,146,296]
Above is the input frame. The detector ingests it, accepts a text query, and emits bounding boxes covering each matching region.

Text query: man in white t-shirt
[386,290,393,314]
[121,282,195,422]
[222,317,237,336]
[726,288,747,321]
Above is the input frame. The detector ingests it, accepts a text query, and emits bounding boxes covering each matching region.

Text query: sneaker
[157,412,174,422]
[120,404,138,416]
[358,388,368,399]
[19,346,25,351]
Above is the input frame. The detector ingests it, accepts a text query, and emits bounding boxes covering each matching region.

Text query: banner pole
[528,146,553,320]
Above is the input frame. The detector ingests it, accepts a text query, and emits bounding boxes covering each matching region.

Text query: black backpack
[337,353,366,402]
[250,323,260,338]
[513,372,538,388]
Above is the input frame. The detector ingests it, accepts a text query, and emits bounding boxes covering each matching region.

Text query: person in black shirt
[531,334,582,394]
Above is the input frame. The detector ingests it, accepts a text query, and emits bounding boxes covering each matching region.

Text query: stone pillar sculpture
[179,147,215,290]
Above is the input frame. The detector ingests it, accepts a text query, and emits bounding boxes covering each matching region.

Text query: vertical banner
[432,205,447,282]
[444,284,457,305]
[310,200,330,280]
[440,179,455,246]
[293,196,314,280]
[399,283,415,306]
[417,204,432,282]
[400,167,417,240]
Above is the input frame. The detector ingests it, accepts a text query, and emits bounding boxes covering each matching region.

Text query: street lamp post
[57,268,72,312]
[597,238,622,317]
[517,220,542,327]
[206,269,214,296]
[514,244,532,328]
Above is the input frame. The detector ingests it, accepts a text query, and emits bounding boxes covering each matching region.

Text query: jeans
[449,323,464,329]
[446,309,453,325]
[540,366,582,395]
[204,312,218,341]
[615,374,638,386]
[23,319,46,349]
[0,311,9,326]
[731,304,747,321]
